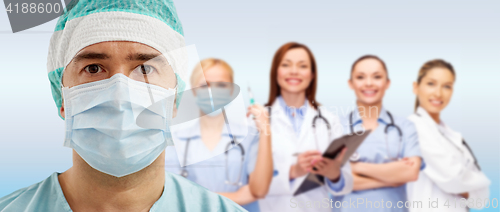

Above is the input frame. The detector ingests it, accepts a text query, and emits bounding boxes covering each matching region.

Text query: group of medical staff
[0,0,490,210]
[166,42,491,212]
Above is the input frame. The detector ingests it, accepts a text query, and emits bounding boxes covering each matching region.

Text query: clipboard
[293,130,371,196]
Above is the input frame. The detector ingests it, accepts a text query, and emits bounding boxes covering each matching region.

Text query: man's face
[61,41,177,118]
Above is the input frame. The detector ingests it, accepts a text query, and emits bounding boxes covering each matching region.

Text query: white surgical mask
[195,87,232,116]
[62,74,176,177]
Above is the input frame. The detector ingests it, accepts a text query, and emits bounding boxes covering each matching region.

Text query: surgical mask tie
[195,86,232,117]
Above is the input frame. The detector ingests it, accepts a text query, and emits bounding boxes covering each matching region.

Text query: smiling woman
[259,42,353,212]
[407,59,490,212]
[266,42,319,110]
[337,55,424,212]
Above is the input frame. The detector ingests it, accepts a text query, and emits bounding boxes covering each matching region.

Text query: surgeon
[0,0,245,211]
[165,58,273,211]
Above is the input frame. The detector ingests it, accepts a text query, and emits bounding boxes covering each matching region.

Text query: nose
[109,65,133,78]
[365,76,373,86]
[435,86,443,97]
[290,64,299,75]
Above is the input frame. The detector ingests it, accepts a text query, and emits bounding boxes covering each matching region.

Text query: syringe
[248,86,255,105]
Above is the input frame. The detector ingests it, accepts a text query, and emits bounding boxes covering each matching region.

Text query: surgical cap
[47,0,186,119]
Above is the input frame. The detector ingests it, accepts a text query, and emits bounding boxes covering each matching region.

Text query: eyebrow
[127,53,169,65]
[426,77,453,84]
[72,52,169,65]
[72,52,110,63]
[284,59,308,63]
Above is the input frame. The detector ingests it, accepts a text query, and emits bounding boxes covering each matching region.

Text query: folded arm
[414,125,491,194]
[352,173,403,191]
[324,163,354,196]
[351,157,421,184]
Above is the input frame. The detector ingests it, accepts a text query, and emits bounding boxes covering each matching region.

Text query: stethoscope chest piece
[350,151,360,162]
[180,169,189,178]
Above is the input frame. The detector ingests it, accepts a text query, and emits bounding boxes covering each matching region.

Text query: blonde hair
[190,58,234,86]
[414,59,456,111]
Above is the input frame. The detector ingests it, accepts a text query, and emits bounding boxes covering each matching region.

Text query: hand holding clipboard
[293,130,371,196]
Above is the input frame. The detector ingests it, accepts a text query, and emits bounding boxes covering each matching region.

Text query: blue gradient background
[0,0,498,211]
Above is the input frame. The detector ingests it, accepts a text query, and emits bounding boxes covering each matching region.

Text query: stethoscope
[180,135,245,186]
[312,108,331,150]
[349,110,403,162]
[415,112,481,171]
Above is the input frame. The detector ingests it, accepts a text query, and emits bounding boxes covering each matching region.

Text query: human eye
[281,63,289,68]
[374,75,382,79]
[427,82,434,86]
[135,64,157,75]
[83,64,104,74]
[356,75,364,80]
[444,85,452,89]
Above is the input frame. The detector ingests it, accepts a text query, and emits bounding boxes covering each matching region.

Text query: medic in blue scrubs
[165,58,273,212]
[335,55,425,212]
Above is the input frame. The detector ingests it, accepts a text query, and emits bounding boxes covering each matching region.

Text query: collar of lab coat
[414,106,463,148]
[270,98,315,141]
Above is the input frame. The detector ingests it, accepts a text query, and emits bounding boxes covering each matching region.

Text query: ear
[412,81,418,95]
[60,101,65,119]
[172,92,178,119]
[386,79,391,90]
[348,79,354,90]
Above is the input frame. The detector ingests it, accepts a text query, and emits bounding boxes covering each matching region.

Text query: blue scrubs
[0,172,245,212]
[165,120,261,212]
[335,107,424,212]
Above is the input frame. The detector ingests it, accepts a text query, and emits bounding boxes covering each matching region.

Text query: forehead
[282,48,310,62]
[353,58,385,74]
[424,67,455,81]
[73,41,162,60]
[199,65,232,83]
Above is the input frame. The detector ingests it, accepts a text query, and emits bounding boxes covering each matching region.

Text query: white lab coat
[407,107,490,212]
[259,101,353,212]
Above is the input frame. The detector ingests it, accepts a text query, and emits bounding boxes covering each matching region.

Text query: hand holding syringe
[248,86,255,116]
[246,85,269,133]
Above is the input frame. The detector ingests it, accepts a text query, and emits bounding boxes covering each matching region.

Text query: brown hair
[414,59,456,111]
[265,42,319,109]
[350,55,389,80]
